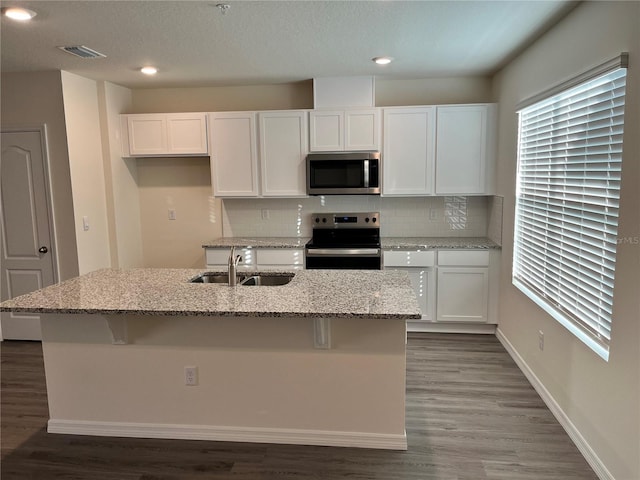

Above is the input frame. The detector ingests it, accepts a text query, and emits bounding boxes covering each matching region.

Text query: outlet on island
[184,366,198,386]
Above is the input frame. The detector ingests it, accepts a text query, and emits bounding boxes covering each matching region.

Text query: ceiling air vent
[58,45,106,59]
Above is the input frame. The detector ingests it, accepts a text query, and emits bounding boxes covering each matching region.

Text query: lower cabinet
[256,249,305,271]
[383,250,436,322]
[204,247,304,271]
[205,247,257,272]
[384,248,496,331]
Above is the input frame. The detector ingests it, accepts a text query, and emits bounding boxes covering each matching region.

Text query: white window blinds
[513,63,627,361]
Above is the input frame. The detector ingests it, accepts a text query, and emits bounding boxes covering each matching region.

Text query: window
[513,55,628,361]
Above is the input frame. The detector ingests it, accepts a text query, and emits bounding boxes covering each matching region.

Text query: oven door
[305,248,382,270]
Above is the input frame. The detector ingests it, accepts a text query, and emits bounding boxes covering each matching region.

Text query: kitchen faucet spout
[228,246,242,286]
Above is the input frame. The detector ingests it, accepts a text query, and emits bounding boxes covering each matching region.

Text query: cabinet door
[205,247,256,271]
[127,115,167,156]
[382,107,436,195]
[209,112,259,197]
[384,266,435,322]
[435,105,488,194]
[436,267,489,322]
[257,249,305,270]
[166,113,208,155]
[345,109,379,151]
[259,111,308,197]
[309,111,344,151]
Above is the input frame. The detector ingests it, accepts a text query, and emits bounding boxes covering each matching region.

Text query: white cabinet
[209,112,259,197]
[121,113,208,157]
[258,111,309,197]
[256,249,305,270]
[309,109,380,152]
[204,247,303,271]
[205,247,257,272]
[383,250,436,322]
[382,104,496,196]
[382,107,436,195]
[436,250,489,323]
[435,105,496,195]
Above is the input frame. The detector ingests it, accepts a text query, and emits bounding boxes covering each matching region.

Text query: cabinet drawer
[437,250,489,266]
[205,248,256,267]
[258,249,304,267]
[383,250,435,267]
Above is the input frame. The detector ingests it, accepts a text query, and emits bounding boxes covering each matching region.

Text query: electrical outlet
[184,366,198,386]
[429,209,438,221]
[261,209,270,220]
[538,330,544,351]
[168,208,176,220]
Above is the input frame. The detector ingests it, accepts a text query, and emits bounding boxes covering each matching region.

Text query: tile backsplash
[221,196,490,238]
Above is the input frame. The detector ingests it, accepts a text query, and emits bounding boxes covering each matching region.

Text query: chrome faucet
[227,246,242,286]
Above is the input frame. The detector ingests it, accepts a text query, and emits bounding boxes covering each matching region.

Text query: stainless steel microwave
[306,151,381,195]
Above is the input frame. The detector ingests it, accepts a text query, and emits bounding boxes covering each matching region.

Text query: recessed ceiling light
[373,57,393,65]
[140,66,158,75]
[2,7,37,21]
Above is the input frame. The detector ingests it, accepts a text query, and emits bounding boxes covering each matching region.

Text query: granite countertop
[0,268,420,320]
[381,237,501,250]
[202,237,309,249]
[203,236,500,250]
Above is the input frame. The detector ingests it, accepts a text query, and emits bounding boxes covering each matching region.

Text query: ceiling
[1,0,577,89]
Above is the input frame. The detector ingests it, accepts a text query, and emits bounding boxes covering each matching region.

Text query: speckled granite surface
[203,237,309,249]
[382,237,501,250]
[203,236,499,250]
[0,268,420,320]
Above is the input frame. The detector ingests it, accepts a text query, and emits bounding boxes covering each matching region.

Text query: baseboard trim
[47,419,407,450]
[407,321,496,334]
[495,328,614,480]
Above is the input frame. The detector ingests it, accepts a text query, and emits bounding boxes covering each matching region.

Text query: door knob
[38,246,48,254]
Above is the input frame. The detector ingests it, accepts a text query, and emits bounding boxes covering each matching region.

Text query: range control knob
[365,217,370,223]
[372,217,377,223]
[322,218,327,223]
[315,217,320,223]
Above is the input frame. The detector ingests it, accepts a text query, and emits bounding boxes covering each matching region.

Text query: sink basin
[190,272,294,286]
[190,273,233,284]
[239,274,294,286]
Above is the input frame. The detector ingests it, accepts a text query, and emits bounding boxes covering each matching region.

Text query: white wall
[61,72,112,274]
[492,2,639,479]
[376,76,492,106]
[136,157,221,268]
[97,82,144,269]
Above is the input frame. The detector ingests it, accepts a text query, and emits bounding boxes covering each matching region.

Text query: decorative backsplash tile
[221,196,489,238]
[487,195,504,246]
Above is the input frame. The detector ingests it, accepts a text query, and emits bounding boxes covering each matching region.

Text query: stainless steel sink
[189,272,294,286]
[239,274,294,286]
[190,273,233,284]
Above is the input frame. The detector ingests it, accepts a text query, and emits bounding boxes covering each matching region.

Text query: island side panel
[40,313,407,449]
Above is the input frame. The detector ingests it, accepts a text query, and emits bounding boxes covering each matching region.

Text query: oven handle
[306,248,381,257]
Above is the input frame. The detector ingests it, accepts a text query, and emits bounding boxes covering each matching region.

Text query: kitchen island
[0,268,420,450]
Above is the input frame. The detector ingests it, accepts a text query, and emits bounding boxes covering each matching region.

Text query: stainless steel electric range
[305,212,381,270]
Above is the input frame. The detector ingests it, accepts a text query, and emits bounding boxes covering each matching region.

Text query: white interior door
[1,129,57,340]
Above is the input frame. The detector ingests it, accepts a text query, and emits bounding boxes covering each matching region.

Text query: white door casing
[1,128,57,340]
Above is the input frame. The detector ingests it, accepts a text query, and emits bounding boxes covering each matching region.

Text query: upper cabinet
[382,104,496,196]
[382,107,436,196]
[209,112,259,197]
[210,110,309,198]
[258,111,309,197]
[435,105,496,195]
[121,113,208,157]
[309,109,380,152]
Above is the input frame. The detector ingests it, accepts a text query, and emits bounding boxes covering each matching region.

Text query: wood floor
[1,334,597,480]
